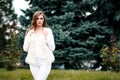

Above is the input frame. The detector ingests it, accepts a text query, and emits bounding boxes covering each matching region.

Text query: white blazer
[23,27,55,65]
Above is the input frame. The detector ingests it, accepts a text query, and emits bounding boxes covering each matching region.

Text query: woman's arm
[44,28,55,51]
[23,30,33,52]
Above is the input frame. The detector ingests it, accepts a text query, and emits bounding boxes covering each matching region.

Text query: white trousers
[29,58,51,80]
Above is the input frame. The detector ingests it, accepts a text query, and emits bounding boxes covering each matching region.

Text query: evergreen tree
[87,0,120,40]
[19,0,119,69]
[0,0,18,70]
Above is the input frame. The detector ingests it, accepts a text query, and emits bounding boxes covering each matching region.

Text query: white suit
[23,27,55,80]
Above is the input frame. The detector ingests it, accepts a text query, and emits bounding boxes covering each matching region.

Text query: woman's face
[36,14,44,27]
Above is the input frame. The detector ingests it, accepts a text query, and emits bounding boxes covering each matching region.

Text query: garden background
[0,0,120,80]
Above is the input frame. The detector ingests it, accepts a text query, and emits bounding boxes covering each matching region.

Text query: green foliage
[114,42,120,70]
[0,25,6,52]
[51,21,111,69]
[100,45,119,71]
[88,0,120,37]
[0,0,17,23]
[5,33,21,70]
[0,31,21,70]
[19,0,120,69]
[0,0,19,70]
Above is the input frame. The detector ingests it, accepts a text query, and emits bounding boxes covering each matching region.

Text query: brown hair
[28,11,47,31]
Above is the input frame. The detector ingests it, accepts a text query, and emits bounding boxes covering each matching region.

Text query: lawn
[0,68,120,80]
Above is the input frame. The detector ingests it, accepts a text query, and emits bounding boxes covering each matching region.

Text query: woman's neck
[35,26,43,30]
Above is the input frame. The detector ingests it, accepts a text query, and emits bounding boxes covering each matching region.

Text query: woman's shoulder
[28,29,34,32]
[26,29,34,35]
[44,27,52,32]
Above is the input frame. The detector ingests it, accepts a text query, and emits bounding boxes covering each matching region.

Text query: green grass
[0,68,120,80]
[0,68,33,80]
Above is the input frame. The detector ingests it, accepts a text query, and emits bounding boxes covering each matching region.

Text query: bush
[4,60,16,71]
[100,45,119,71]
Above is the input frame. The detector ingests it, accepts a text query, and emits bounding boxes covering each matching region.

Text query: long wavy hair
[27,11,47,33]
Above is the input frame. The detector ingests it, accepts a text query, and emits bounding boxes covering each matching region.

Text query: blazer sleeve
[23,30,33,52]
[46,28,55,51]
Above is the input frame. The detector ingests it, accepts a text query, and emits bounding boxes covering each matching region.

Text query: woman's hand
[42,29,48,39]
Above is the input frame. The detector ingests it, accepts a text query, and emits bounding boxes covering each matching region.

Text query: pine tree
[18,0,120,69]
[0,0,18,70]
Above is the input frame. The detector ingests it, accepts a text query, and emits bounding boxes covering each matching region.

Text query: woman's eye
[37,18,43,20]
[40,18,43,20]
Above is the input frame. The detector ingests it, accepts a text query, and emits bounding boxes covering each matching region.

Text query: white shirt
[23,27,55,65]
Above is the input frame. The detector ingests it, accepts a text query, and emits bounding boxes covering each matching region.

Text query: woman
[23,11,55,80]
